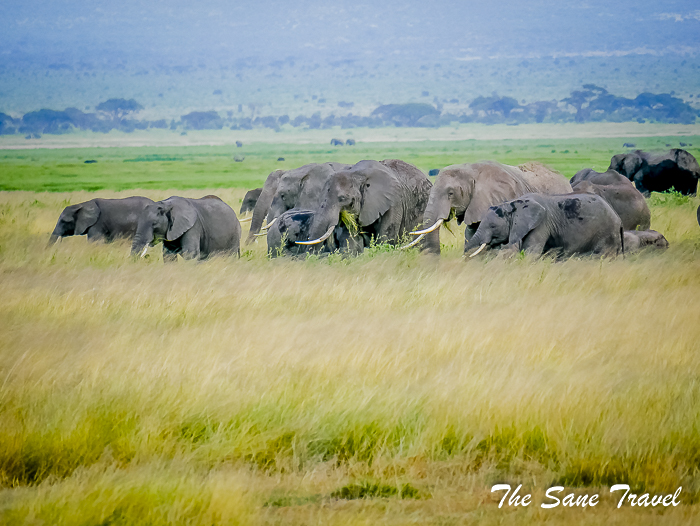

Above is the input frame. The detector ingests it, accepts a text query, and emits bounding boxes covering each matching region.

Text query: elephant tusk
[399,233,426,249]
[295,224,335,245]
[239,216,253,223]
[410,219,443,235]
[469,243,487,258]
[262,217,278,230]
[254,231,268,237]
[140,246,148,258]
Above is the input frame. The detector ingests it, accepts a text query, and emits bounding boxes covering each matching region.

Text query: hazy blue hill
[1,1,699,117]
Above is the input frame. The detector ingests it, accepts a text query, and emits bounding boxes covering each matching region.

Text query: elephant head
[131,197,197,256]
[464,199,546,257]
[416,162,532,254]
[301,160,398,250]
[239,188,262,216]
[49,200,100,244]
[609,152,644,180]
[245,169,286,244]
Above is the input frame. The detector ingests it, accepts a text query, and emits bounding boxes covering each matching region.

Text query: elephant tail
[620,226,625,258]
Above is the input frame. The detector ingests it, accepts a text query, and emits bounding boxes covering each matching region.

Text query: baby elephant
[465,193,623,258]
[267,209,364,258]
[623,230,669,253]
[267,209,315,258]
[131,196,241,261]
[49,196,153,244]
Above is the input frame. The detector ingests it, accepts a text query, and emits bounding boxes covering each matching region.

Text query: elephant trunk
[305,201,341,251]
[464,230,491,254]
[131,223,153,257]
[419,198,451,255]
[246,178,279,245]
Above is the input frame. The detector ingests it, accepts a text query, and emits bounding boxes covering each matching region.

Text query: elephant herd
[49,148,700,261]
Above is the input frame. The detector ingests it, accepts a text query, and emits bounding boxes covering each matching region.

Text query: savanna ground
[1,128,700,525]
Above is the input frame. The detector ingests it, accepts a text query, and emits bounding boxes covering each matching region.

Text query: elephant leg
[520,229,549,256]
[180,233,201,260]
[163,246,179,263]
[86,228,107,243]
[632,171,649,196]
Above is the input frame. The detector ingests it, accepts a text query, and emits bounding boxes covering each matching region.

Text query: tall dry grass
[0,189,699,524]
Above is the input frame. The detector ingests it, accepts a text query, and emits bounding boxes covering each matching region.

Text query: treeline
[1,86,697,137]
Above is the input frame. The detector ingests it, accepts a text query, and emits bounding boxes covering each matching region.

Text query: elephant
[245,163,349,244]
[570,169,651,231]
[609,149,700,195]
[239,188,262,215]
[346,139,356,146]
[623,230,669,253]
[131,195,241,261]
[330,138,344,146]
[49,196,153,245]
[518,162,573,194]
[464,193,623,259]
[300,159,432,251]
[267,209,364,258]
[412,161,571,254]
[267,209,315,258]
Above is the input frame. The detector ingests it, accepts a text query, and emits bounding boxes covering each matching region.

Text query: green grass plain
[1,130,699,525]
[2,129,699,192]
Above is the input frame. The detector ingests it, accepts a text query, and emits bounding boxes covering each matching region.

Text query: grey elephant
[571,169,651,231]
[245,163,348,244]
[330,138,344,146]
[267,209,315,258]
[267,209,363,258]
[131,196,241,261]
[300,159,432,251]
[609,149,699,195]
[623,230,669,253]
[464,193,623,259]
[411,161,571,254]
[49,196,153,244]
[239,188,262,215]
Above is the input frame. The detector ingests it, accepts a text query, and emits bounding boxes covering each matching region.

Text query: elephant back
[518,162,572,194]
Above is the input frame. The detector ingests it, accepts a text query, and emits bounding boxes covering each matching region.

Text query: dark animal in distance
[623,143,636,148]
[50,197,153,245]
[84,160,98,164]
[330,138,344,146]
[609,149,699,195]
[236,141,243,147]
[346,139,356,146]
[428,169,440,176]
[277,157,285,161]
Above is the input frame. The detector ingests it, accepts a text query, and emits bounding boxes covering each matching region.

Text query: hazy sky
[2,1,700,66]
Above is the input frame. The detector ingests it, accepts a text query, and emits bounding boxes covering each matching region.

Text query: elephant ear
[508,200,546,249]
[463,164,531,226]
[165,197,198,241]
[75,200,100,235]
[622,155,642,178]
[358,166,398,226]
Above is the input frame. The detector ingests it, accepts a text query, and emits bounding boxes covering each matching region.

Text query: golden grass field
[1,187,699,525]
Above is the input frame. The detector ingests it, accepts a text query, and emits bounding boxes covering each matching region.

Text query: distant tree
[181,111,224,130]
[0,113,18,135]
[96,98,144,122]
[371,103,439,126]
